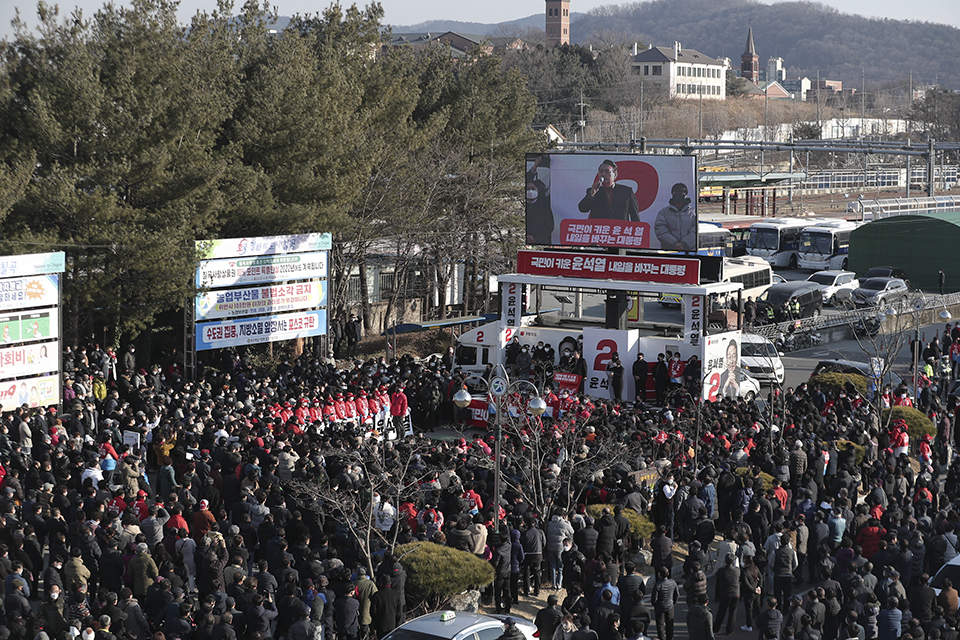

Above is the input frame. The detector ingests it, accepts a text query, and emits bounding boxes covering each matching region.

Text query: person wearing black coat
[491,533,512,614]
[334,589,361,640]
[575,520,599,559]
[596,512,619,559]
[714,553,741,635]
[369,576,401,639]
[535,595,564,640]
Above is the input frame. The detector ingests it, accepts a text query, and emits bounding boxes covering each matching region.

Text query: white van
[740,333,785,384]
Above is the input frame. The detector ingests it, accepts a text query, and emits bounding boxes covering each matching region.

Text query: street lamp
[453,364,546,531]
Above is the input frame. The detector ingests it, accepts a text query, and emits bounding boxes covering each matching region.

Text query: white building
[632,42,727,100]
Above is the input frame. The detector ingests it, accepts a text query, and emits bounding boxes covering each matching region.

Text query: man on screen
[654,183,697,251]
[577,159,640,222]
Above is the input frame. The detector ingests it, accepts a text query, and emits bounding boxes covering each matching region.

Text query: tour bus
[797,220,861,271]
[660,255,772,307]
[745,218,809,268]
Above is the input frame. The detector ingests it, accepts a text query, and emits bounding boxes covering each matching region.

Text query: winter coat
[127,554,159,596]
[596,515,619,557]
[510,529,525,574]
[651,578,679,613]
[715,564,741,600]
[686,603,715,640]
[546,517,575,552]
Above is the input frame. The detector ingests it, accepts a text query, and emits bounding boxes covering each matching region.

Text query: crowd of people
[0,330,957,640]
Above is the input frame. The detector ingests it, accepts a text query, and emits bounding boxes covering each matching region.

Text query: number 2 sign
[582,328,639,401]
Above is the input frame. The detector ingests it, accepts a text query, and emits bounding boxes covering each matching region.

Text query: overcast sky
[1,0,957,40]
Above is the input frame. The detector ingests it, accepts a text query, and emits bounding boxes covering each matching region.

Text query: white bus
[721,256,774,301]
[745,218,809,268]
[797,220,861,271]
[661,256,771,306]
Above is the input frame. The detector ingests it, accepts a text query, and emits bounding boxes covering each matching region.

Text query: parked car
[811,358,904,390]
[381,612,538,640]
[806,270,859,306]
[740,333,785,384]
[931,555,960,596]
[755,282,824,322]
[851,277,909,308]
[863,266,908,281]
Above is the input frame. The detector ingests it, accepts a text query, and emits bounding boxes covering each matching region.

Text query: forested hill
[572,0,960,88]
[390,0,960,90]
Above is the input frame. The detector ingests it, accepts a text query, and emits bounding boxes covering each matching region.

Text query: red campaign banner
[466,398,491,429]
[559,219,651,249]
[553,371,582,393]
[517,250,699,285]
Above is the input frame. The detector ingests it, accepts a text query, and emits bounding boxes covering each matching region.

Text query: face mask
[526,190,538,200]
[51,592,60,600]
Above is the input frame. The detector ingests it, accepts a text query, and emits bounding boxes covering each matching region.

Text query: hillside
[390,0,960,90]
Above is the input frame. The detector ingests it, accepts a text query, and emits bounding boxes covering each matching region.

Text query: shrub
[734,466,775,491]
[836,439,865,465]
[809,371,868,397]
[395,542,494,605]
[881,406,937,441]
[585,504,656,540]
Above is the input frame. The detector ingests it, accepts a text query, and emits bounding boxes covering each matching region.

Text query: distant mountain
[569,0,959,88]
[387,15,546,34]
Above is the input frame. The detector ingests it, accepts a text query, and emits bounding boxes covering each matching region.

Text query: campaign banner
[702,331,741,402]
[196,252,327,289]
[0,252,66,278]
[0,373,60,412]
[525,153,697,250]
[0,340,59,380]
[517,251,699,285]
[582,328,639,401]
[0,309,58,346]
[499,281,524,349]
[552,371,582,394]
[0,275,59,313]
[196,233,332,260]
[466,398,491,429]
[684,294,705,349]
[195,310,327,352]
[195,280,325,321]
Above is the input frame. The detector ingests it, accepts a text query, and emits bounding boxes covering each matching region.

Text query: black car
[756,282,824,322]
[812,359,904,389]
[862,266,909,285]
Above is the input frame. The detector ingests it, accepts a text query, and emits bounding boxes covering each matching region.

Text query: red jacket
[856,525,887,559]
[390,391,409,417]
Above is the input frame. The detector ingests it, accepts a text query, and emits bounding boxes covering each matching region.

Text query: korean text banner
[196,252,327,289]
[0,252,66,278]
[195,310,327,351]
[196,233,332,260]
[525,153,697,250]
[0,275,59,313]
[195,280,325,321]
[0,373,60,411]
[0,309,58,346]
[702,331,741,402]
[517,251,699,284]
[0,340,59,380]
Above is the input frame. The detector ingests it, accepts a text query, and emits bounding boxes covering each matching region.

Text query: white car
[738,369,762,401]
[382,611,538,640]
[931,554,960,596]
[740,333,785,384]
[806,270,859,306]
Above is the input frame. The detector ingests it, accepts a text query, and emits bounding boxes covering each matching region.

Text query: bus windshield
[801,231,833,255]
[747,228,779,250]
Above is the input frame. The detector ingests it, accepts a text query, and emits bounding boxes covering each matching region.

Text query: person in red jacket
[390,385,409,432]
[856,518,887,559]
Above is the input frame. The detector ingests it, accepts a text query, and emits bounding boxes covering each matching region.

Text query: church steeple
[740,26,759,84]
[743,26,756,57]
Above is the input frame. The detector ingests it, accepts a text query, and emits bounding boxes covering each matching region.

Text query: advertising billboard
[0,252,66,278]
[195,281,325,321]
[197,233,332,260]
[525,153,697,250]
[196,252,328,289]
[195,310,327,351]
[0,373,60,411]
[0,275,59,312]
[0,309,58,346]
[701,331,741,402]
[0,341,59,379]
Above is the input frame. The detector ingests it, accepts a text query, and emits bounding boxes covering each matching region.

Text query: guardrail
[743,291,960,339]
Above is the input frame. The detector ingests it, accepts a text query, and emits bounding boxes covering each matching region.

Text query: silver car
[381,611,538,640]
[852,277,908,308]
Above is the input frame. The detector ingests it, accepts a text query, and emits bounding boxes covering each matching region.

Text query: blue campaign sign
[195,310,327,351]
